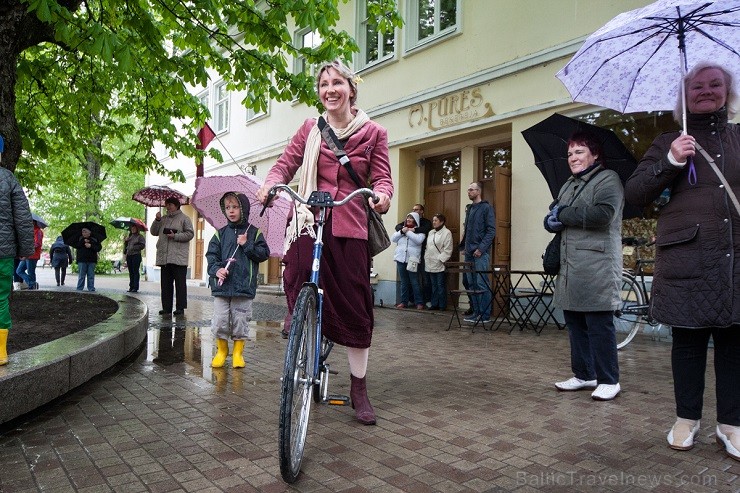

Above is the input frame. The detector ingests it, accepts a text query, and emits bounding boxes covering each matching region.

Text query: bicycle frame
[270,185,377,484]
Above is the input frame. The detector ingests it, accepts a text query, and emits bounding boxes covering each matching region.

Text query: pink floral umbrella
[191,174,292,258]
[132,185,190,207]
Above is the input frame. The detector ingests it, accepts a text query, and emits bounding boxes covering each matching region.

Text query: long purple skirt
[282,219,373,348]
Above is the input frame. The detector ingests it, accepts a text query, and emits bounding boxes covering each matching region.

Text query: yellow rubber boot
[211,338,229,368]
[232,340,245,369]
[0,329,8,365]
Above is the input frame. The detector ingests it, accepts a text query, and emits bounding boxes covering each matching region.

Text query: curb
[0,294,148,425]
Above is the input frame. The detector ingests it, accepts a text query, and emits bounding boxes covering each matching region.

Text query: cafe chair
[444,261,492,332]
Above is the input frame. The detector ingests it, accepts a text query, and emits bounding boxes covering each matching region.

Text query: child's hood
[220,192,250,226]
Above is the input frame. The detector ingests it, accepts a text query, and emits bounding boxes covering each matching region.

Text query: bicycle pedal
[326,394,349,406]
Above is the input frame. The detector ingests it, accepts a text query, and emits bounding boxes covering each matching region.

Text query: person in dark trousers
[150,196,194,316]
[124,224,146,292]
[49,235,73,286]
[395,204,432,306]
[458,182,496,324]
[625,63,740,459]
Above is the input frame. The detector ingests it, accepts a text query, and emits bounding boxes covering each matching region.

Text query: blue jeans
[463,252,491,319]
[563,310,619,385]
[429,271,447,310]
[396,261,423,306]
[77,262,96,291]
[16,259,38,288]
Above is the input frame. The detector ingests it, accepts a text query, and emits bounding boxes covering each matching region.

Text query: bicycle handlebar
[260,185,378,217]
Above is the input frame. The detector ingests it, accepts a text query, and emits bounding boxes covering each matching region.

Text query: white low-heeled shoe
[667,419,700,451]
[591,383,621,401]
[716,425,740,461]
[554,377,597,391]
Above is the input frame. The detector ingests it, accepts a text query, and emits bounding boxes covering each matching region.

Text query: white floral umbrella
[556,0,740,130]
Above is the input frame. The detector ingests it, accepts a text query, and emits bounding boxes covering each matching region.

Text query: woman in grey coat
[625,63,740,460]
[545,131,624,402]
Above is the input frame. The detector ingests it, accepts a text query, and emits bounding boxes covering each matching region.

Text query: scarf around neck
[283,108,370,253]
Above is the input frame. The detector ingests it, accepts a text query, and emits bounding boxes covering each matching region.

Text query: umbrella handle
[217,257,238,286]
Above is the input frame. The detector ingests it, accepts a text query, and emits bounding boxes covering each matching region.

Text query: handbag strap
[695,142,740,217]
[317,116,365,190]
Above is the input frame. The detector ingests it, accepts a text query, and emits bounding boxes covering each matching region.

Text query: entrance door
[267,257,281,285]
[424,152,462,259]
[194,215,204,279]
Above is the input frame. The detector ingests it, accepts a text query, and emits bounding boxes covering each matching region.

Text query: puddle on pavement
[146,318,284,390]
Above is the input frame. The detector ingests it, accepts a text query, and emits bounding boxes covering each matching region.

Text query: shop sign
[408,87,494,131]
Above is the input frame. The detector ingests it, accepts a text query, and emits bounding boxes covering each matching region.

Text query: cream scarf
[284,109,371,253]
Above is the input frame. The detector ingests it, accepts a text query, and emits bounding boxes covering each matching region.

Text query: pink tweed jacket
[265,117,394,240]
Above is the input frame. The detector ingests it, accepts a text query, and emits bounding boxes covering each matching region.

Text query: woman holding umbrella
[547,131,624,402]
[124,224,146,293]
[625,63,740,460]
[257,60,393,425]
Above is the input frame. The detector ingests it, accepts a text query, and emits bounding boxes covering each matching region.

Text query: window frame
[356,0,397,70]
[293,27,323,77]
[213,81,230,134]
[246,95,269,123]
[405,0,461,52]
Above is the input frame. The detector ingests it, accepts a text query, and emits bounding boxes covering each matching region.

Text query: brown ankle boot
[350,375,376,425]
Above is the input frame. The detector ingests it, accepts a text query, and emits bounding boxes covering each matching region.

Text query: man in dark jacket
[459,182,496,323]
[0,167,35,365]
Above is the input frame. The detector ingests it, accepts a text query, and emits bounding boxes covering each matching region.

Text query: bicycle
[262,184,378,484]
[614,236,669,349]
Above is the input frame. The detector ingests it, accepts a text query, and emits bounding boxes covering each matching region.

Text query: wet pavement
[1,268,738,492]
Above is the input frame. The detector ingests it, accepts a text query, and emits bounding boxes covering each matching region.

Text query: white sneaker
[554,377,597,391]
[591,383,621,401]
[667,418,700,450]
[13,282,21,291]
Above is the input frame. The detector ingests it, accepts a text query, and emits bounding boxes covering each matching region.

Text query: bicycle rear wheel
[614,273,644,350]
[278,286,318,483]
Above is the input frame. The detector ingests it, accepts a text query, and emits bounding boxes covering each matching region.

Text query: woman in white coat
[391,212,426,309]
[424,214,453,310]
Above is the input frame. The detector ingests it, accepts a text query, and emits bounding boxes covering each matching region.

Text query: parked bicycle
[263,184,377,484]
[614,236,669,349]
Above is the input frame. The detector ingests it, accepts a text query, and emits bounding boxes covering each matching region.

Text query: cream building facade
[148,0,659,305]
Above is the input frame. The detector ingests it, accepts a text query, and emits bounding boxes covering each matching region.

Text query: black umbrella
[522,113,641,219]
[62,221,107,246]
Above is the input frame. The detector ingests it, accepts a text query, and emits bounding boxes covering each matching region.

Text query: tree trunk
[84,133,103,221]
[0,0,81,172]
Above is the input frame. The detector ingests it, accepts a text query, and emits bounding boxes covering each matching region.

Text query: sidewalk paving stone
[0,268,737,492]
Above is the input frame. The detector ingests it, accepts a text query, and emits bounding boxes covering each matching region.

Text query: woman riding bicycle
[257,60,393,425]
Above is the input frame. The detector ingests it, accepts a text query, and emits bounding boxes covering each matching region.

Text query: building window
[357,0,395,69]
[294,28,323,77]
[407,0,459,50]
[213,82,229,133]
[198,91,209,114]
[481,144,512,180]
[426,152,460,186]
[246,96,268,123]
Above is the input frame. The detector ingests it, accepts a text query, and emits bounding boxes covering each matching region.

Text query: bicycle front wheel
[614,273,645,350]
[278,286,318,483]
